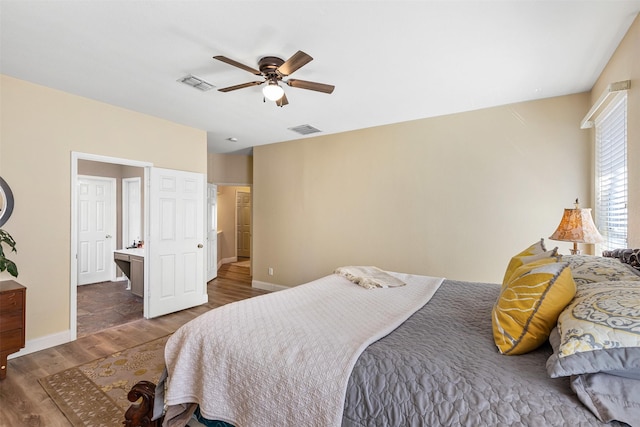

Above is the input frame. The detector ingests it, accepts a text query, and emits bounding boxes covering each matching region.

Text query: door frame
[207,183,218,282]
[70,152,152,341]
[215,183,252,269]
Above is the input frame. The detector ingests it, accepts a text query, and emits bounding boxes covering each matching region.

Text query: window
[595,92,627,251]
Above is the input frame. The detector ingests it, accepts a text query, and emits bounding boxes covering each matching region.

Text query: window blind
[595,93,627,251]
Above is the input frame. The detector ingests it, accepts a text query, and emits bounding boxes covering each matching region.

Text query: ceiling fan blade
[213,55,262,75]
[277,51,313,76]
[218,81,264,92]
[286,79,335,94]
[276,93,289,107]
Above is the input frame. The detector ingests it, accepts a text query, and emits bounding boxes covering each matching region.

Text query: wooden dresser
[0,280,25,380]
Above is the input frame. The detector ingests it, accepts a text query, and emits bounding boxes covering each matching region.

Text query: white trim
[581,80,630,129]
[220,256,237,266]
[142,167,151,317]
[207,183,218,282]
[70,152,152,343]
[214,183,253,274]
[251,280,287,292]
[9,330,71,359]
[74,152,151,168]
[214,182,253,187]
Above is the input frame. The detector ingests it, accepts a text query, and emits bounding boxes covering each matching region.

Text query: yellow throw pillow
[502,239,558,285]
[493,258,576,355]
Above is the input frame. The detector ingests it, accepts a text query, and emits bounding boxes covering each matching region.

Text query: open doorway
[71,153,208,340]
[76,159,145,337]
[216,185,251,274]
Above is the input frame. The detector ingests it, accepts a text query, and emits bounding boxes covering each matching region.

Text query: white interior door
[77,176,115,285]
[147,167,207,318]
[237,191,251,258]
[207,183,218,282]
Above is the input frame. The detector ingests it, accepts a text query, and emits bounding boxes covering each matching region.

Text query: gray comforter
[342,279,622,426]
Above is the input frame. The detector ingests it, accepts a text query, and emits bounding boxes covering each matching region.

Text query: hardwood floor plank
[0,263,266,426]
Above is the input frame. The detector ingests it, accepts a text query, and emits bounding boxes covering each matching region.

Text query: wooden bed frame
[124,380,163,427]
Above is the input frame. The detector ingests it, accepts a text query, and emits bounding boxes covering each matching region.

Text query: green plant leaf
[0,228,18,277]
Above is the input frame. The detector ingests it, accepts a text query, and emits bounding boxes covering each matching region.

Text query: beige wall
[208,153,252,184]
[0,75,207,344]
[589,13,640,247]
[253,93,591,286]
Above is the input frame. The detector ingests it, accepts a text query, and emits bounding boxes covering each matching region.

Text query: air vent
[177,74,215,91]
[288,124,322,135]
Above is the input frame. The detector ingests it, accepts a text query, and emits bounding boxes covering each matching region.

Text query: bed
[124,244,640,427]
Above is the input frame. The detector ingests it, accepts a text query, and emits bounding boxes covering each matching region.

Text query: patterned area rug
[39,335,169,427]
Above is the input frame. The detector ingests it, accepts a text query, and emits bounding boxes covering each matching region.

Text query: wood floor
[77,280,144,337]
[0,262,266,427]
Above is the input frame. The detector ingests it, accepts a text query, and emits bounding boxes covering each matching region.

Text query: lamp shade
[549,207,603,244]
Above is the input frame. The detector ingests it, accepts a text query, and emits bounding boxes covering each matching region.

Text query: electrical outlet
[268,267,274,276]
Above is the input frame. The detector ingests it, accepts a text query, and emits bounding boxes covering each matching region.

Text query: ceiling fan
[213,50,335,107]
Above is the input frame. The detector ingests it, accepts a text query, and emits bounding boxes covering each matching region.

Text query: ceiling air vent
[178,74,215,92]
[288,124,321,135]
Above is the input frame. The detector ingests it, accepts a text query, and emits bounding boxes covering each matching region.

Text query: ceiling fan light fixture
[262,81,285,101]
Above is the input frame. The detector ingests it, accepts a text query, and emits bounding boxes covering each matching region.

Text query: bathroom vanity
[113,248,144,297]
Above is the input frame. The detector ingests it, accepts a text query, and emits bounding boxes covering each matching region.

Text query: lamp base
[570,242,581,255]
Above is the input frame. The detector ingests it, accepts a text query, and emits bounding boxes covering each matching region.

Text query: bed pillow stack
[546,279,640,424]
[492,239,576,355]
[496,245,640,423]
[547,280,640,377]
[542,255,640,424]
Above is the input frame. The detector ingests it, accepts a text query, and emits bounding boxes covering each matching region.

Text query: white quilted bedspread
[163,271,443,427]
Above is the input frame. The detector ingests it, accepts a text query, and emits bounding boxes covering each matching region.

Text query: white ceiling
[1,1,639,154]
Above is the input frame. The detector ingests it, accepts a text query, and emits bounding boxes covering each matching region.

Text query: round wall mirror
[0,177,15,227]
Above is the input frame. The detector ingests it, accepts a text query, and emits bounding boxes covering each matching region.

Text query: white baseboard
[9,330,71,359]
[252,280,289,292]
[220,256,237,265]
[217,256,238,270]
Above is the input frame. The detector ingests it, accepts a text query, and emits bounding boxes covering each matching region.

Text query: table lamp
[549,198,604,255]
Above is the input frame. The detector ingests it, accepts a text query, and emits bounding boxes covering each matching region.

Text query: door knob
[106,235,112,239]
[197,243,203,248]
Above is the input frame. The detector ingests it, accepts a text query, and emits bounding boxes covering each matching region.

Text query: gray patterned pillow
[562,255,640,285]
[546,281,640,378]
